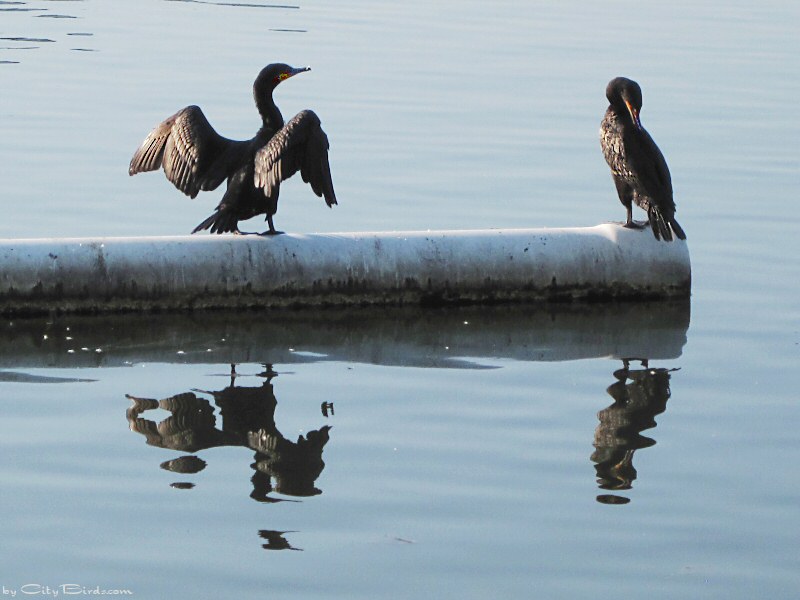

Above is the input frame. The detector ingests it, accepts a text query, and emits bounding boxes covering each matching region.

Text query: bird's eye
[275,73,290,84]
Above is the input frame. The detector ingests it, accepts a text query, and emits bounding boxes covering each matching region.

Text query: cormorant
[600,77,685,242]
[129,64,336,235]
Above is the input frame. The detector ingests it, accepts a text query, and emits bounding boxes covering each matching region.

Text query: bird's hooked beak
[624,99,642,130]
[275,66,311,85]
[288,66,311,78]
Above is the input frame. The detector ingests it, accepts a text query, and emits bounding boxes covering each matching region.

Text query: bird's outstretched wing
[253,110,337,207]
[129,105,247,198]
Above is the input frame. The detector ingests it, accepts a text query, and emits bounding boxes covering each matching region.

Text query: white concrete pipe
[0,224,690,314]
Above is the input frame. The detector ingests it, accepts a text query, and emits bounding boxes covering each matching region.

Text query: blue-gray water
[1,1,798,598]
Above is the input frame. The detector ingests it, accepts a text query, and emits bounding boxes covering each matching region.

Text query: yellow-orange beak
[624,99,642,130]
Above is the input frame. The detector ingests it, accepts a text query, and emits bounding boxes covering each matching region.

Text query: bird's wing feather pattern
[129,105,245,198]
[629,129,674,204]
[253,110,337,206]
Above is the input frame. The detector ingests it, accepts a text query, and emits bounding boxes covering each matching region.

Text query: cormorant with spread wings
[129,63,336,235]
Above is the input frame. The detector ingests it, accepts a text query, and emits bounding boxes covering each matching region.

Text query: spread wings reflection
[126,365,331,503]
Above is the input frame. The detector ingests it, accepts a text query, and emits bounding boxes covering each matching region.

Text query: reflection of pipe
[0,301,689,369]
[0,225,689,315]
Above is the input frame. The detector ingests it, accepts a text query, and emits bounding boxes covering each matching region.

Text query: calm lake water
[1,0,798,598]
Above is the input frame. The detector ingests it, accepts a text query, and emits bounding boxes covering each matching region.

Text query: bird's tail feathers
[647,207,673,242]
[670,218,687,241]
[647,207,687,242]
[192,208,239,235]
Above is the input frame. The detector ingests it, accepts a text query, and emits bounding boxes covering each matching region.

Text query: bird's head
[255,63,311,93]
[253,64,311,125]
[606,77,643,130]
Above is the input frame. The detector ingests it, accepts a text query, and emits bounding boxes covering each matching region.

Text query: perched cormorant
[600,77,685,242]
[129,64,336,235]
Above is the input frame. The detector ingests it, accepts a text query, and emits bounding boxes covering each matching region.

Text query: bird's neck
[256,93,284,132]
[608,102,623,118]
[610,102,634,127]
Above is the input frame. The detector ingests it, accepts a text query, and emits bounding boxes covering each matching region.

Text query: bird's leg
[614,183,647,230]
[260,214,284,236]
[622,203,647,230]
[612,180,645,229]
[623,199,644,229]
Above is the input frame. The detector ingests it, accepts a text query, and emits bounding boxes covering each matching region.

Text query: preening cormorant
[600,77,685,242]
[129,64,336,235]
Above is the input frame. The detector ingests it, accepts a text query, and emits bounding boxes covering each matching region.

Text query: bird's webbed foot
[260,215,284,236]
[622,220,648,230]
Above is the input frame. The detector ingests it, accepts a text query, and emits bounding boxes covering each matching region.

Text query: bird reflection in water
[126,364,332,505]
[592,359,678,505]
[259,530,303,552]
